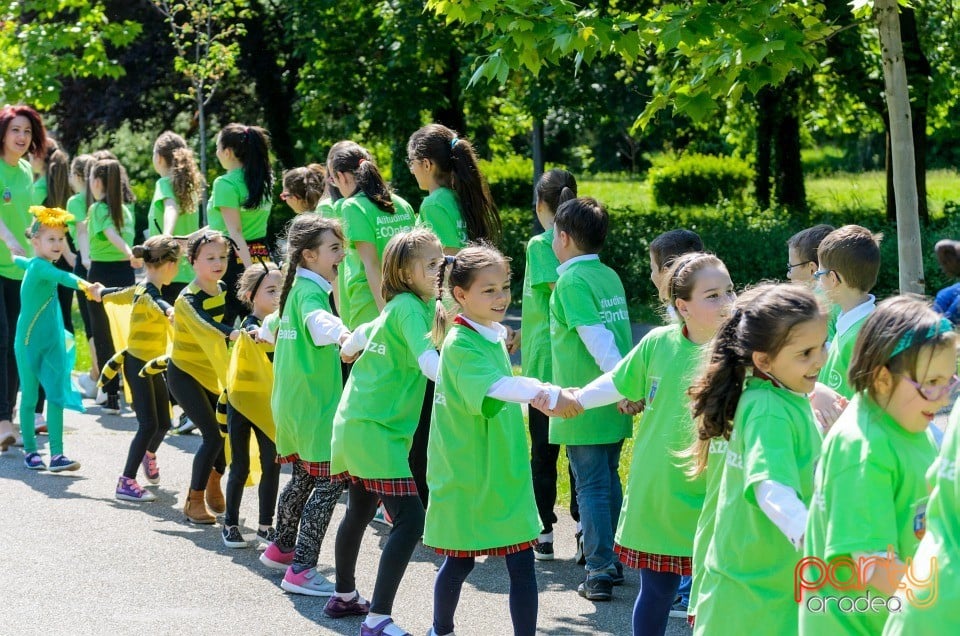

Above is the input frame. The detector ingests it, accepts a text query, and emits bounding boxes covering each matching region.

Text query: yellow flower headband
[28,205,74,235]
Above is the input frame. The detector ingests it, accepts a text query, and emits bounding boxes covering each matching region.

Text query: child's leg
[433,556,475,635]
[16,354,39,454]
[633,569,682,636]
[274,462,319,552]
[251,424,279,528]
[333,481,379,593]
[528,406,559,534]
[224,403,253,528]
[505,548,538,636]
[46,404,65,456]
[566,442,623,580]
[167,364,223,491]
[409,379,433,508]
[369,493,426,614]
[121,355,160,479]
[291,476,345,572]
[144,372,172,453]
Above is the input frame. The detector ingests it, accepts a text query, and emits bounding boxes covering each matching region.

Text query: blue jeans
[566,441,623,577]
[677,575,691,604]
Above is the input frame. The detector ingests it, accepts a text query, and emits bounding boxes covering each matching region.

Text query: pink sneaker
[141,452,160,484]
[259,542,294,570]
[280,566,335,597]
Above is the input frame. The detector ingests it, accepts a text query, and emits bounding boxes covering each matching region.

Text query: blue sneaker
[23,452,45,470]
[48,454,80,472]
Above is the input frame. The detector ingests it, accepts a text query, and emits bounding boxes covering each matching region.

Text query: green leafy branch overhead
[427,0,839,129]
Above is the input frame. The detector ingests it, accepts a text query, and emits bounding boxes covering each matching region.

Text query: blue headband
[891,317,954,358]
[450,136,459,149]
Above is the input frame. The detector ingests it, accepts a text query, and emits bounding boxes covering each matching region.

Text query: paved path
[0,401,691,636]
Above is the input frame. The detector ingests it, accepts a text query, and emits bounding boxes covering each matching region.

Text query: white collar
[836,294,876,337]
[556,253,599,275]
[296,266,333,293]
[458,315,507,344]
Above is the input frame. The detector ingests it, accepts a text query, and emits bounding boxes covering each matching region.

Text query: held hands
[505,327,520,355]
[530,388,584,419]
[229,329,241,342]
[617,398,645,416]
[165,307,175,325]
[338,331,361,364]
[809,382,848,433]
[129,255,144,269]
[86,282,105,303]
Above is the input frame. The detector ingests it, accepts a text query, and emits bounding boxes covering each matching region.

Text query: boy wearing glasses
[786,224,838,342]
[814,225,882,399]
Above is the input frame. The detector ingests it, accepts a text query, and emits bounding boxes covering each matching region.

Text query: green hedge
[649,154,754,207]
[480,155,534,209]
[501,202,960,320]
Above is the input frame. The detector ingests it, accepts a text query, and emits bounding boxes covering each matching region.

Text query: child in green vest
[549,197,632,602]
[424,243,579,636]
[260,214,351,599]
[884,379,960,634]
[815,225,882,399]
[547,251,734,635]
[799,296,950,635]
[689,284,827,636]
[324,228,444,635]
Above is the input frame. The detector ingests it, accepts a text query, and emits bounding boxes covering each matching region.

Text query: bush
[648,154,754,207]
[480,156,534,209]
[501,201,960,322]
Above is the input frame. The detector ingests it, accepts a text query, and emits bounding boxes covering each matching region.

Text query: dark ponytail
[44,148,71,209]
[535,169,577,214]
[327,141,393,213]
[218,123,273,209]
[278,214,344,318]
[407,124,502,245]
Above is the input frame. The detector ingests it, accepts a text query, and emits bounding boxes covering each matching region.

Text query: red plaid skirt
[277,453,330,478]
[429,540,538,558]
[614,544,692,575]
[330,471,419,497]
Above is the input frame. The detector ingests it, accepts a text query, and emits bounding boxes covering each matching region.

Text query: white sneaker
[76,373,98,399]
[95,388,108,405]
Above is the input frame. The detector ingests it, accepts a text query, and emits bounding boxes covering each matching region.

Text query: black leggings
[334,481,425,615]
[224,404,280,528]
[87,261,135,397]
[0,275,21,422]
[166,362,225,490]
[73,260,93,337]
[409,379,434,508]
[274,461,343,570]
[529,406,580,532]
[433,548,537,636]
[121,354,172,479]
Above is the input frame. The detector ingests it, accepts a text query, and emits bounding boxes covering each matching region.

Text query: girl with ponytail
[407,123,501,252]
[208,123,274,325]
[688,284,827,636]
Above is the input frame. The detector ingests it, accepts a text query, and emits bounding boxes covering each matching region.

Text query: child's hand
[809,382,847,433]
[87,282,105,302]
[618,398,645,416]
[229,329,241,342]
[530,390,551,413]
[505,327,520,355]
[341,349,361,364]
[165,307,175,325]
[552,388,584,419]
[129,256,144,269]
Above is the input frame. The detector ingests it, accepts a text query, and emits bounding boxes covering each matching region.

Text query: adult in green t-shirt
[149,131,203,303]
[326,142,414,330]
[884,397,960,635]
[0,105,47,449]
[207,123,274,326]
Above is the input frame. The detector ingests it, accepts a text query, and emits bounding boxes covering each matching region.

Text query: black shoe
[222,525,248,548]
[533,540,554,561]
[578,575,613,602]
[104,394,121,415]
[574,530,585,565]
[256,526,277,544]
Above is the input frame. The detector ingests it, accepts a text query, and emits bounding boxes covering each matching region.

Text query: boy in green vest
[815,224,882,399]
[549,197,632,602]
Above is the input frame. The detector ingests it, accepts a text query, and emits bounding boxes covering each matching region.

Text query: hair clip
[450,136,459,149]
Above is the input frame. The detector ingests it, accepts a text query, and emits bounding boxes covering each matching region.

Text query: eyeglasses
[279,191,291,201]
[787,260,813,274]
[812,269,840,283]
[900,373,960,402]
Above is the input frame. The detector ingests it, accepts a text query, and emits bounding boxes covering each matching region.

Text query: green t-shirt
[417,187,466,249]
[148,176,198,283]
[88,201,135,262]
[694,377,822,636]
[31,175,46,206]
[271,272,342,463]
[819,310,872,399]
[326,198,350,321]
[207,168,271,240]
[689,438,728,615]
[549,257,632,445]
[0,158,35,280]
[800,394,937,635]
[520,228,558,382]
[423,322,540,551]
[330,292,434,478]
[317,198,334,218]
[609,323,707,556]
[65,192,86,237]
[883,399,960,635]
[340,192,415,329]
[826,301,841,344]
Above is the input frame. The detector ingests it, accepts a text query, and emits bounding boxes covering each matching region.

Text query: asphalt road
[0,400,691,636]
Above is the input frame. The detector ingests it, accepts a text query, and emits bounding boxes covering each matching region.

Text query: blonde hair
[381,228,442,303]
[132,235,181,268]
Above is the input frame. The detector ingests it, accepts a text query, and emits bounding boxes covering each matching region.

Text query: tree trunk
[875,0,923,293]
[532,118,545,233]
[755,88,774,210]
[198,89,208,222]
[773,101,806,212]
[899,6,931,223]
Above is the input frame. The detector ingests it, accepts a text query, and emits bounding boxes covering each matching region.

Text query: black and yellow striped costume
[99,283,174,388]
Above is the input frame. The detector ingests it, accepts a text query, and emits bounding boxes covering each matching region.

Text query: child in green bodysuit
[18,206,103,471]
